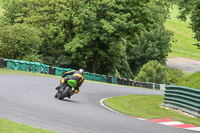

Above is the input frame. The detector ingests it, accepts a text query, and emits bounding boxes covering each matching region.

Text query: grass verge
[0,119,56,133]
[165,5,200,60]
[0,68,60,78]
[104,95,200,127]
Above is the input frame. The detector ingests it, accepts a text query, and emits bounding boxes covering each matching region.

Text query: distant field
[165,5,200,60]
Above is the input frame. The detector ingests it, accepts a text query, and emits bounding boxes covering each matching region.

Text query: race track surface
[0,75,196,133]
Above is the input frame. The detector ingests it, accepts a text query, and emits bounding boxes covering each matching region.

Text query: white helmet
[79,69,84,75]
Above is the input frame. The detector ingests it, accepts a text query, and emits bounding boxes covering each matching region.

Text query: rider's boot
[68,92,74,99]
[68,89,79,98]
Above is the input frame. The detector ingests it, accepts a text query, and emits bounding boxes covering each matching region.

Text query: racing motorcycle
[55,80,77,100]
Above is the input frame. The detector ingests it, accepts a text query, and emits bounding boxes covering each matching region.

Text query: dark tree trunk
[91,50,99,73]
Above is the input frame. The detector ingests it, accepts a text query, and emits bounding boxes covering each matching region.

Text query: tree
[2,0,173,78]
[127,26,173,75]
[64,0,156,74]
[178,0,200,49]
[0,24,42,60]
[2,0,82,66]
[125,0,174,76]
[134,60,167,84]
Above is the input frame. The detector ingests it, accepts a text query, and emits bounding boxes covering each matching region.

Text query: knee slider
[74,89,79,94]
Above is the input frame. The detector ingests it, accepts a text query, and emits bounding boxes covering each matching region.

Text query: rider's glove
[62,74,65,78]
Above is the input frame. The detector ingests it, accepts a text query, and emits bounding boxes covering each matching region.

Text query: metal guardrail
[0,58,166,90]
[163,86,200,117]
[0,58,7,68]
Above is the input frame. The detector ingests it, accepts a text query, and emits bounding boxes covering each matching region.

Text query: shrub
[166,67,185,85]
[0,24,42,60]
[22,54,42,63]
[134,60,167,84]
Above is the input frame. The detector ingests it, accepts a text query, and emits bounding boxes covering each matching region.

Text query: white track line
[186,127,200,131]
[159,121,183,125]
[100,98,200,131]
[100,98,126,116]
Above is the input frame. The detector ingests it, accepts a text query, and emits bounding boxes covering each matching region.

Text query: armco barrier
[0,58,7,68]
[89,73,106,82]
[83,72,90,80]
[106,76,112,83]
[163,86,200,117]
[49,67,56,75]
[84,72,106,82]
[6,59,49,73]
[135,81,153,89]
[117,78,123,85]
[55,67,73,76]
[112,77,118,84]
[1,58,166,90]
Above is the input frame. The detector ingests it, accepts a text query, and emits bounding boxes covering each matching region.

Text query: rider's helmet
[79,69,84,75]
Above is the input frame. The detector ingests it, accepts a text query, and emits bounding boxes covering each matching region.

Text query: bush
[134,60,167,84]
[23,54,43,63]
[0,23,42,60]
[166,67,185,85]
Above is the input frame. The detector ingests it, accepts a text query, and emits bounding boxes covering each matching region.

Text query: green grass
[0,119,56,133]
[0,68,60,78]
[165,5,200,60]
[104,95,200,126]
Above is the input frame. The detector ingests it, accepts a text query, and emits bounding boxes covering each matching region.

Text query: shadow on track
[60,99,79,103]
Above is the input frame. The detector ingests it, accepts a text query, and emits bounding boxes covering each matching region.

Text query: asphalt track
[0,75,196,133]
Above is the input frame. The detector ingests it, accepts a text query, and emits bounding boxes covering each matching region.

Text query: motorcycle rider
[55,69,84,98]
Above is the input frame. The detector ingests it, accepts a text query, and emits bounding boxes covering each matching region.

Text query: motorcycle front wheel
[57,86,71,100]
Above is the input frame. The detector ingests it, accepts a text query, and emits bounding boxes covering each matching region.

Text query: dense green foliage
[166,67,185,85]
[177,72,200,89]
[134,60,186,84]
[0,0,173,78]
[127,27,172,74]
[178,0,200,49]
[134,60,167,84]
[0,0,3,16]
[0,24,42,60]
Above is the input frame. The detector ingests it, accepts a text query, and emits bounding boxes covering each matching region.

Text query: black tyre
[55,92,59,98]
[58,86,71,100]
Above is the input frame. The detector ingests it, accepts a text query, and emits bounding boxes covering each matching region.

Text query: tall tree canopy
[64,0,156,75]
[1,0,173,78]
[127,27,172,75]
